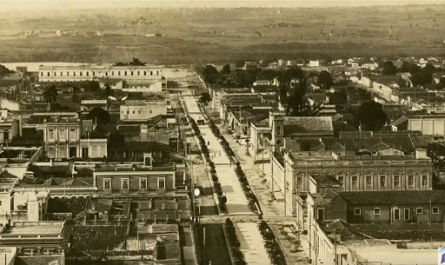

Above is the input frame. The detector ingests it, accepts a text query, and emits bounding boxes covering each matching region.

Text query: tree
[104,84,114,98]
[285,76,321,116]
[356,101,388,131]
[382,61,397,75]
[201,65,219,85]
[89,107,110,125]
[129,57,145,66]
[318,70,334,90]
[258,69,279,80]
[235,60,245,69]
[0,64,14,76]
[43,85,58,110]
[199,92,212,106]
[427,142,445,168]
[281,67,304,83]
[221,64,231,75]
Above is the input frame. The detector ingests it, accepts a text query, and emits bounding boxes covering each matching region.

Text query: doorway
[69,147,77,158]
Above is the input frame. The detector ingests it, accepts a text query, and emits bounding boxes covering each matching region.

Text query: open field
[1,5,445,63]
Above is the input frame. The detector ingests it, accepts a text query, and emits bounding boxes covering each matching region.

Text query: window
[60,72,63,76]
[352,176,358,187]
[144,71,147,76]
[93,71,95,76]
[408,175,414,186]
[366,175,372,187]
[133,111,135,114]
[131,71,134,76]
[137,71,140,76]
[48,129,54,140]
[150,110,152,114]
[59,146,66,158]
[156,71,159,75]
[374,208,381,215]
[394,209,400,220]
[125,71,127,76]
[73,72,76,76]
[433,207,440,214]
[139,111,141,114]
[59,129,65,140]
[380,175,386,187]
[118,71,120,75]
[422,175,428,186]
[80,71,83,76]
[48,146,56,158]
[54,72,56,76]
[112,71,114,76]
[67,72,70,76]
[354,208,361,215]
[150,71,153,76]
[394,175,400,187]
[105,71,108,76]
[276,126,281,135]
[69,129,76,140]
[140,178,147,190]
[337,176,344,185]
[158,177,166,189]
[416,207,423,214]
[86,72,89,76]
[104,178,111,191]
[40,72,43,76]
[47,72,50,76]
[317,208,325,221]
[121,178,129,191]
[404,208,410,220]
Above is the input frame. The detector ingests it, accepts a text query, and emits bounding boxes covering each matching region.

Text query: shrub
[225,218,246,265]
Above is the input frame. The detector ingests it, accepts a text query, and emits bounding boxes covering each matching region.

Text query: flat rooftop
[351,246,436,265]
[3,222,63,236]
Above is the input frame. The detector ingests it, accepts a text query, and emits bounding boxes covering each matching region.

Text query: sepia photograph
[0,0,444,264]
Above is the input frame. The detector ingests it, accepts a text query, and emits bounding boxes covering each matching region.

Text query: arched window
[40,72,43,77]
[276,140,282,145]
[47,72,50,76]
[105,71,108,76]
[144,71,147,76]
[86,72,89,76]
[125,71,127,76]
[131,71,133,76]
[54,72,56,76]
[60,72,63,76]
[80,72,83,76]
[92,71,95,76]
[73,72,76,76]
[118,71,120,76]
[112,71,114,76]
[137,71,140,76]
[67,72,70,76]
[156,71,159,75]
[150,71,153,76]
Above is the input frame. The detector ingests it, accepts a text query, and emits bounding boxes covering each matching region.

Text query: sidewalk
[219,126,283,217]
[181,91,252,215]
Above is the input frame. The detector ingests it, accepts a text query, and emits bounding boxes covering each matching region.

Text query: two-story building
[272,150,433,216]
[42,117,107,159]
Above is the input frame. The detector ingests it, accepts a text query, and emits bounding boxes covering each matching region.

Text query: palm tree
[42,85,58,111]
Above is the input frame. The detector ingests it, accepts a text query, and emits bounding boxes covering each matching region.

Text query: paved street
[218,125,284,217]
[181,90,251,215]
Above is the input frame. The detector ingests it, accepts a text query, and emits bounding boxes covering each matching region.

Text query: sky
[0,0,443,11]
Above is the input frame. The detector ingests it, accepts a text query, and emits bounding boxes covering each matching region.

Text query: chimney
[49,159,53,167]
[19,115,23,137]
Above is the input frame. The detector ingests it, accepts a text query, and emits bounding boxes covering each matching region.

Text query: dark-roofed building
[271,112,334,150]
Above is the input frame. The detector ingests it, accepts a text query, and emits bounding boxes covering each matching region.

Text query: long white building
[38,64,164,82]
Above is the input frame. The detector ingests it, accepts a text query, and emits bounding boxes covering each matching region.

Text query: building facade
[120,100,167,121]
[271,151,433,216]
[39,65,164,82]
